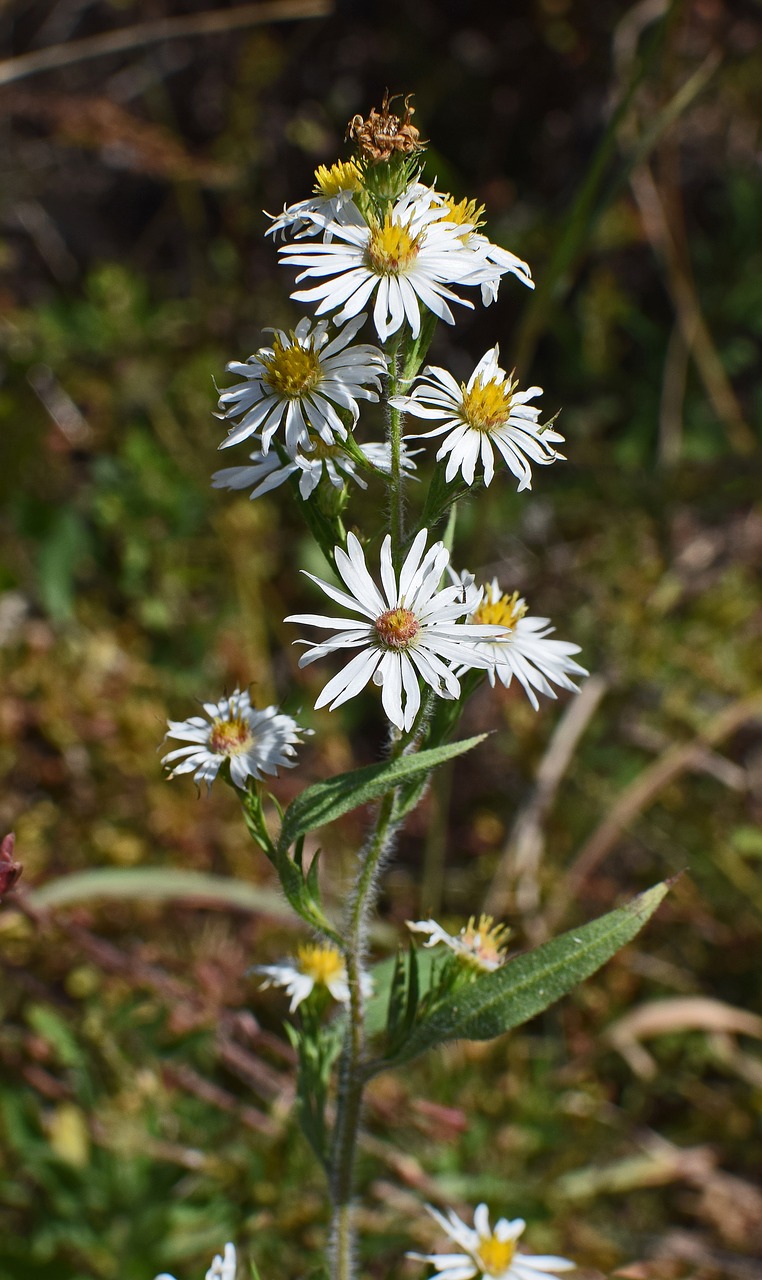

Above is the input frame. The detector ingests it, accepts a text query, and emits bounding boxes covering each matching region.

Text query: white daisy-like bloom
[285,529,508,733]
[255,943,372,1012]
[266,159,365,241]
[423,193,534,305]
[407,914,511,973]
[391,345,564,491]
[162,689,308,789]
[212,438,418,503]
[217,315,386,457]
[279,186,493,343]
[408,1203,575,1280]
[467,579,587,712]
[154,1241,237,1280]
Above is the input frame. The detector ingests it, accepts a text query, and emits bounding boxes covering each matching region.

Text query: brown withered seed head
[0,831,22,899]
[347,91,426,163]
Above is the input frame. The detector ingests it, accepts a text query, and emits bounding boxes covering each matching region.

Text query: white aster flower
[285,529,508,733]
[392,346,564,491]
[266,159,365,240]
[468,579,587,711]
[212,437,418,503]
[424,193,534,304]
[154,1241,237,1280]
[217,315,386,456]
[162,689,308,789]
[409,1203,575,1280]
[255,942,372,1012]
[407,914,511,973]
[279,186,492,343]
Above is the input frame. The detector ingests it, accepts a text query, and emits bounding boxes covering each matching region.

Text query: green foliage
[276,735,487,852]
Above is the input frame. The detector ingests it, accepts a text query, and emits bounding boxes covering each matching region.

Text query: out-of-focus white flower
[468,579,587,711]
[154,1241,237,1280]
[285,529,507,733]
[391,346,564,491]
[409,1203,575,1280]
[162,690,308,789]
[212,438,418,503]
[407,915,511,972]
[217,315,386,456]
[255,943,372,1012]
[267,159,365,240]
[279,186,493,343]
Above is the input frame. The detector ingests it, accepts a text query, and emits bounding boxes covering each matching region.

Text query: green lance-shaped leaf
[277,734,487,853]
[370,881,670,1074]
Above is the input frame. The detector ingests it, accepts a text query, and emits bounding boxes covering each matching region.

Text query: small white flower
[468,579,587,711]
[255,942,372,1012]
[407,915,511,973]
[212,438,418,503]
[162,689,308,789]
[285,529,507,733]
[217,315,386,456]
[279,186,493,343]
[266,159,365,241]
[154,1241,237,1280]
[392,346,564,491]
[409,1203,575,1280]
[423,192,534,304]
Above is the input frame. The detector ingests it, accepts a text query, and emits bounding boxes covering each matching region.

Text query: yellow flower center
[208,715,254,758]
[309,435,342,460]
[261,336,322,399]
[297,943,345,986]
[473,588,527,631]
[374,606,420,649]
[441,194,485,240]
[477,1234,516,1277]
[365,215,423,276]
[459,915,511,971]
[461,377,517,433]
[313,159,363,197]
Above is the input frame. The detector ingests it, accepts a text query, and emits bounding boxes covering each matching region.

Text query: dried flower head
[347,91,426,163]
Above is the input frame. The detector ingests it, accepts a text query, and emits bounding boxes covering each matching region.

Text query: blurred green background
[1,1,761,1277]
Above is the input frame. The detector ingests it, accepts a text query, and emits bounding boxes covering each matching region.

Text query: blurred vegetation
[0,1,761,1277]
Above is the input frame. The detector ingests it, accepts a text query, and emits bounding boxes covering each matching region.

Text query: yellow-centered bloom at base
[408,1203,575,1280]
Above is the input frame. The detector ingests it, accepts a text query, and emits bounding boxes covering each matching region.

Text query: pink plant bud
[0,832,22,899]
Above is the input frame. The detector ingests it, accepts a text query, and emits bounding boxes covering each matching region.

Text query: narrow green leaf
[26,867,292,917]
[373,882,670,1072]
[278,735,487,851]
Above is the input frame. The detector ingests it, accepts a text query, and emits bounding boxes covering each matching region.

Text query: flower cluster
[158,94,588,1280]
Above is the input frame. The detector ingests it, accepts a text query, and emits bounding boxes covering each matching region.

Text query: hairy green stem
[329,742,404,1280]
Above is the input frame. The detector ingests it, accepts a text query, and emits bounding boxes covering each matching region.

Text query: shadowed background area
[1,2,761,1278]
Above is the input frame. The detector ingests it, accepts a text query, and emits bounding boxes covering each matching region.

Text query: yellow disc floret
[297,943,345,986]
[477,1233,517,1277]
[458,915,511,971]
[209,716,254,758]
[313,159,364,197]
[441,194,486,231]
[473,587,527,631]
[374,606,420,649]
[460,375,517,433]
[261,335,322,399]
[366,214,423,276]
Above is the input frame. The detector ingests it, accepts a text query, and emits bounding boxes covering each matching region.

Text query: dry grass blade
[605,995,762,1078]
[0,0,333,88]
[543,690,762,933]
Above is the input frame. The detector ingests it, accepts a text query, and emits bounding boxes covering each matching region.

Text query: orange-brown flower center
[374,606,420,649]
[209,715,254,757]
